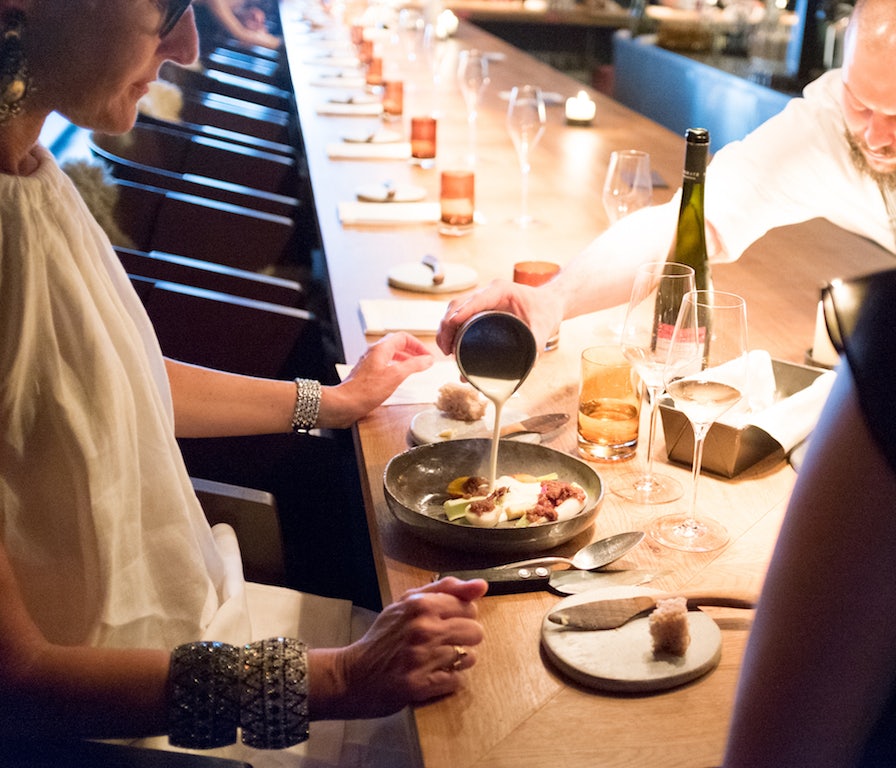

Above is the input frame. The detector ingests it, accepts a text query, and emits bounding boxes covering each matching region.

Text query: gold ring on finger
[451,645,468,671]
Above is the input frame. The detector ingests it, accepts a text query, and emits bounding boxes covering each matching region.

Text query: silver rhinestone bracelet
[291,378,321,433]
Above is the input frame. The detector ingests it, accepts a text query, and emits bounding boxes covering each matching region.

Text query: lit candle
[811,300,840,368]
[565,90,596,125]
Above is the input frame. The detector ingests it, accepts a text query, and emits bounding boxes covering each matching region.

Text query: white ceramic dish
[341,128,403,144]
[387,261,478,294]
[409,404,529,444]
[356,183,426,203]
[541,586,722,693]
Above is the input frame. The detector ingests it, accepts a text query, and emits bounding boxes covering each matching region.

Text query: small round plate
[329,93,380,105]
[541,586,722,693]
[341,128,403,144]
[357,183,426,203]
[388,262,478,294]
[409,404,529,444]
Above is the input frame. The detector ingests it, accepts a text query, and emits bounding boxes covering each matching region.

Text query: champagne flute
[456,49,490,166]
[506,85,546,227]
[617,261,696,504]
[602,150,653,224]
[650,290,749,552]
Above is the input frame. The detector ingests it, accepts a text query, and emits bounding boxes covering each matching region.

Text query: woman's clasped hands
[310,577,488,719]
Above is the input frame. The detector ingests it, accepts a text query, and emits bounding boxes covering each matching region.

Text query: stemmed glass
[617,261,695,505]
[602,150,653,224]
[506,85,546,227]
[649,290,749,552]
[457,49,490,166]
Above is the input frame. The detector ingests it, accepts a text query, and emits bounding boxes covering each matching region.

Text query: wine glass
[649,290,749,552]
[602,150,653,224]
[456,49,490,166]
[617,261,696,504]
[506,85,546,227]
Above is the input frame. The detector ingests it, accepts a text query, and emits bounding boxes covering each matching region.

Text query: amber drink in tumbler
[578,345,640,461]
[439,170,475,235]
[513,260,561,350]
[382,80,403,119]
[410,116,437,168]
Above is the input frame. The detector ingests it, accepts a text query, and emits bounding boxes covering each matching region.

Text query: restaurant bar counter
[278,2,894,765]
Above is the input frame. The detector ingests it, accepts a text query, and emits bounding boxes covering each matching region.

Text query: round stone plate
[387,262,478,294]
[541,586,722,693]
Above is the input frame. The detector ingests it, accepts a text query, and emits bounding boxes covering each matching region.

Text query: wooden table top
[279,4,893,765]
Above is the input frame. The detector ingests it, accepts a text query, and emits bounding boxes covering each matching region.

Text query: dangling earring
[0,9,30,124]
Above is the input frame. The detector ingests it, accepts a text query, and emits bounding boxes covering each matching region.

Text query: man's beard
[845,128,896,191]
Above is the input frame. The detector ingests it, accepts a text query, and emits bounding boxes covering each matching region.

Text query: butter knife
[436,566,659,596]
[548,588,757,630]
[474,412,569,438]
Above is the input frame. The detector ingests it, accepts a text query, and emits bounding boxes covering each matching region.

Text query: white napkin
[359,298,450,335]
[750,370,836,452]
[317,102,383,117]
[338,201,440,225]
[712,350,837,452]
[327,141,411,160]
[309,75,367,88]
[337,359,461,405]
[306,55,361,68]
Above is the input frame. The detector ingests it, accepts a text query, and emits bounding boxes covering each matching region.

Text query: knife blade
[472,412,568,439]
[547,588,758,630]
[436,566,659,595]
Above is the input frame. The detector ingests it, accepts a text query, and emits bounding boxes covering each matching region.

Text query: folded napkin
[317,102,383,117]
[338,201,440,225]
[750,370,836,452]
[306,55,361,68]
[327,141,411,160]
[336,359,460,405]
[713,350,837,452]
[309,75,367,88]
[359,298,450,335]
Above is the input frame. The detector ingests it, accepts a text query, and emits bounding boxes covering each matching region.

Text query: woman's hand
[308,577,488,720]
[436,280,563,356]
[318,333,434,428]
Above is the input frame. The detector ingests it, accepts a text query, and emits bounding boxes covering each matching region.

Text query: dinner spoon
[493,530,645,572]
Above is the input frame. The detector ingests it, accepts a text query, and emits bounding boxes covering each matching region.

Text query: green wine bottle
[668,127,711,294]
[654,128,712,356]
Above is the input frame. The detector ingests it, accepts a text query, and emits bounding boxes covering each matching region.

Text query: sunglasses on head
[159,0,192,37]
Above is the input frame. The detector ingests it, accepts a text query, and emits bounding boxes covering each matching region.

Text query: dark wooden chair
[193,477,286,586]
[128,274,330,381]
[160,61,292,112]
[112,178,297,273]
[202,46,288,88]
[113,246,305,307]
[176,90,293,145]
[91,123,299,198]
[136,109,294,158]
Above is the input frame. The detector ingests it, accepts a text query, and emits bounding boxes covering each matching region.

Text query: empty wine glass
[506,85,546,227]
[457,49,490,166]
[602,150,653,224]
[650,290,749,552]
[617,261,695,505]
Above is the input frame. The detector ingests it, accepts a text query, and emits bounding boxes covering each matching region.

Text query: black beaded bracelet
[167,638,310,751]
[240,638,310,750]
[168,641,241,749]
